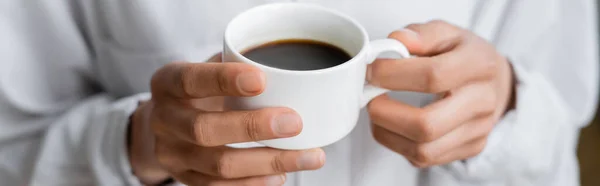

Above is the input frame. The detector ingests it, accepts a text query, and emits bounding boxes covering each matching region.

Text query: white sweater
[0,0,597,185]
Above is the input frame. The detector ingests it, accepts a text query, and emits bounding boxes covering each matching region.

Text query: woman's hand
[129,58,325,186]
[368,20,515,168]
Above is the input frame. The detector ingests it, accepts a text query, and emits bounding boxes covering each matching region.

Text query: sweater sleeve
[440,0,598,184]
[28,93,151,185]
[22,1,224,185]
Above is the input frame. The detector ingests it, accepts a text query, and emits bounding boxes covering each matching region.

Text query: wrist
[128,100,171,185]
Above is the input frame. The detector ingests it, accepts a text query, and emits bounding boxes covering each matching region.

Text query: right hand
[129,61,326,186]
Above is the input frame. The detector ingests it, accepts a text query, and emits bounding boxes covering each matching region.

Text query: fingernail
[237,72,264,94]
[273,113,302,136]
[297,149,325,169]
[265,174,285,186]
[401,28,420,40]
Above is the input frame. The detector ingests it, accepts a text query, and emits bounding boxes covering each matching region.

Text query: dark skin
[129,59,325,186]
[128,20,516,185]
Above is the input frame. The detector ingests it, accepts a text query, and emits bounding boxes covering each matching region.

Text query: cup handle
[360,39,411,108]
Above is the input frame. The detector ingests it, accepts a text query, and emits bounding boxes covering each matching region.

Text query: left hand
[367,20,515,168]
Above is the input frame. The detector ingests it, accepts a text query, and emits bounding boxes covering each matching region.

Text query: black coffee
[242,39,352,70]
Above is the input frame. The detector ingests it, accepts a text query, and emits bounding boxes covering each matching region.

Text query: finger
[372,123,467,166]
[373,116,493,168]
[368,84,495,143]
[191,147,325,178]
[368,48,498,93]
[367,95,422,142]
[157,105,302,146]
[390,20,465,56]
[417,83,496,140]
[372,124,416,159]
[155,137,324,179]
[150,62,265,99]
[408,117,494,167]
[173,171,286,186]
[368,21,498,93]
[411,137,488,168]
[194,108,302,146]
[368,55,493,93]
[154,134,189,173]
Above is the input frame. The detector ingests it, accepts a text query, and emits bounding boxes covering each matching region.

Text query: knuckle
[482,121,496,134]
[215,152,235,178]
[270,153,287,173]
[150,121,174,142]
[155,149,172,167]
[149,120,162,135]
[149,111,165,134]
[193,115,214,146]
[481,58,500,79]
[481,94,497,115]
[150,106,174,135]
[473,85,498,117]
[482,105,495,117]
[405,23,422,31]
[151,62,183,94]
[242,111,262,141]
[180,64,198,97]
[469,139,488,158]
[215,66,230,94]
[413,145,433,165]
[154,141,183,172]
[427,20,466,40]
[415,111,437,142]
[427,19,449,26]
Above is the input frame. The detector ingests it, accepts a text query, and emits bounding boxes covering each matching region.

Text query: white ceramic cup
[223,3,410,150]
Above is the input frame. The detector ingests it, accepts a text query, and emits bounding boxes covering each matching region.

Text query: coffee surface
[242,39,351,70]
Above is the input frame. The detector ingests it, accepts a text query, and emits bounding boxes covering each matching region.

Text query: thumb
[389,20,465,56]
